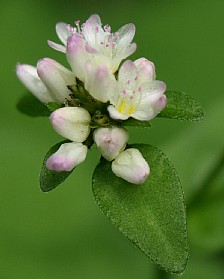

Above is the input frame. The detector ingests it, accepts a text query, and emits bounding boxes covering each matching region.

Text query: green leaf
[92,144,189,274]
[120,118,151,128]
[46,102,63,112]
[158,91,204,121]
[40,141,74,192]
[17,92,50,117]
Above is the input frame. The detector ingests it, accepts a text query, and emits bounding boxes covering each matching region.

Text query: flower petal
[16,64,53,103]
[46,142,87,172]
[85,62,116,102]
[107,105,129,120]
[37,58,76,103]
[134,58,155,82]
[55,22,70,45]
[111,148,150,184]
[47,40,66,53]
[115,23,136,51]
[141,80,166,102]
[50,107,91,142]
[66,34,89,81]
[118,60,138,87]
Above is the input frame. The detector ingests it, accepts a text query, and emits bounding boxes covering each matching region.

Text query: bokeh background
[1,0,224,278]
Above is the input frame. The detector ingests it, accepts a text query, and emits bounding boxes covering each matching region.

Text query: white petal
[118,60,138,87]
[46,142,87,172]
[48,40,66,53]
[134,58,155,82]
[115,23,136,51]
[85,62,116,102]
[141,80,166,102]
[37,58,76,103]
[50,107,91,142]
[107,105,129,120]
[112,148,150,184]
[56,22,70,45]
[112,43,137,72]
[94,127,128,161]
[16,64,53,103]
[82,14,103,47]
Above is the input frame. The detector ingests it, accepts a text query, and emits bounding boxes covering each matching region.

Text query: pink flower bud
[94,127,129,161]
[46,142,87,172]
[111,148,150,184]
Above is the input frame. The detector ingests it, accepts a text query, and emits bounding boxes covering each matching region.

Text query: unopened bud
[94,127,129,161]
[111,148,150,184]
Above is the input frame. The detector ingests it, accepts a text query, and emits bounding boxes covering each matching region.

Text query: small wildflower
[107,58,166,121]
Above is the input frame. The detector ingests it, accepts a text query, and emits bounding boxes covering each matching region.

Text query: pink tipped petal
[66,34,89,81]
[85,63,116,102]
[46,142,88,172]
[107,105,129,120]
[111,148,150,184]
[48,40,66,53]
[134,58,155,82]
[37,58,76,103]
[56,22,70,45]
[88,14,102,26]
[141,80,166,101]
[16,64,53,103]
[50,107,91,142]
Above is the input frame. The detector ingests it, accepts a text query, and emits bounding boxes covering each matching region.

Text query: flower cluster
[16,14,166,184]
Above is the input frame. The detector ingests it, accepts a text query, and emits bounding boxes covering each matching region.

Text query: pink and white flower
[49,14,136,73]
[46,142,88,172]
[111,148,150,184]
[93,127,128,161]
[107,58,167,121]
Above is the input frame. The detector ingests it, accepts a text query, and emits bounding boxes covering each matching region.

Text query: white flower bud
[16,64,54,103]
[50,107,91,142]
[111,148,150,184]
[46,142,87,172]
[94,127,128,161]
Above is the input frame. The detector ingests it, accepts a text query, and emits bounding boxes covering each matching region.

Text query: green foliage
[46,102,63,112]
[120,118,151,128]
[17,92,50,117]
[158,91,204,121]
[40,141,74,192]
[92,144,189,274]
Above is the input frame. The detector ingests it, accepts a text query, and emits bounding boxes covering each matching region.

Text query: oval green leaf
[158,91,204,121]
[92,144,189,274]
[40,141,73,192]
[17,92,50,117]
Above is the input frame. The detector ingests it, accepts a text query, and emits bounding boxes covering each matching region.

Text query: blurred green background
[1,0,224,278]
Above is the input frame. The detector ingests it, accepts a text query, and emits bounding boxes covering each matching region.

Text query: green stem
[187,149,224,210]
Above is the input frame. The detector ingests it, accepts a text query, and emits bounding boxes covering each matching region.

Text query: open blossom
[112,148,150,184]
[93,127,128,161]
[107,58,167,121]
[50,107,91,142]
[46,142,88,172]
[16,59,76,104]
[49,14,136,73]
